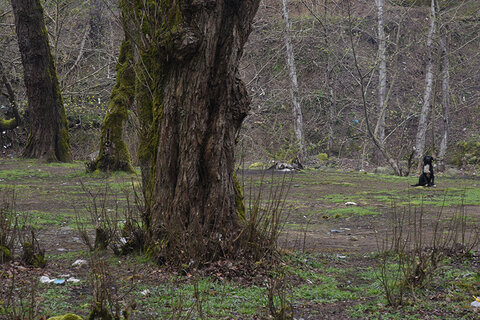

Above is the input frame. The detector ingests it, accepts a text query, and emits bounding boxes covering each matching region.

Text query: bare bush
[377,195,480,306]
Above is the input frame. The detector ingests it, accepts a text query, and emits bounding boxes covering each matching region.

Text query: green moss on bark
[0,118,17,131]
[95,40,135,173]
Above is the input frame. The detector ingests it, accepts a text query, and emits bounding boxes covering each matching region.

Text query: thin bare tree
[374,0,386,162]
[282,0,305,161]
[437,23,450,170]
[414,0,437,168]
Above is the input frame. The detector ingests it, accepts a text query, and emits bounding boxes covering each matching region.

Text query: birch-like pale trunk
[438,26,450,168]
[324,0,336,155]
[414,0,436,166]
[374,0,387,149]
[282,0,305,161]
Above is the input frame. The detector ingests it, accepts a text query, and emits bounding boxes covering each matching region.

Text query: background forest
[1,0,480,170]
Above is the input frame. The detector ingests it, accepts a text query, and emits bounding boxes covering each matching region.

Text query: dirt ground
[1,158,480,319]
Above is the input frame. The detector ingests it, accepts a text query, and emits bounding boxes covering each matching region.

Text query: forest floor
[1,158,480,319]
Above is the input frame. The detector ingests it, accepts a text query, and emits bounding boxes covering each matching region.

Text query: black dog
[412,155,435,187]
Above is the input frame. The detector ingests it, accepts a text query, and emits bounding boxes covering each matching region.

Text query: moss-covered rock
[0,245,11,263]
[48,313,83,320]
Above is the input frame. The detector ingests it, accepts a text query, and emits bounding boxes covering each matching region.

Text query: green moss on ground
[48,314,83,320]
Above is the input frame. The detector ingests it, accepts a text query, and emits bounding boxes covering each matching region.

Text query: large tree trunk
[414,0,436,168]
[93,39,134,173]
[437,24,450,170]
[11,0,72,162]
[123,0,261,263]
[282,0,305,161]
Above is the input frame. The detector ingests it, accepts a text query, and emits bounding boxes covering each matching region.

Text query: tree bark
[0,61,21,131]
[323,0,336,156]
[11,0,72,162]
[122,0,261,263]
[282,0,305,161]
[93,39,134,173]
[414,0,436,167]
[437,24,449,170]
[374,0,386,162]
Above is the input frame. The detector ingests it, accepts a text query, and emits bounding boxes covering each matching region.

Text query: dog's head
[423,155,434,165]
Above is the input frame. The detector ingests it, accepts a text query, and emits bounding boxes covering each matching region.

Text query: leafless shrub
[19,229,46,268]
[0,187,18,263]
[88,254,137,319]
[377,195,480,306]
[75,181,142,255]
[239,170,292,262]
[0,268,40,320]
[266,266,293,320]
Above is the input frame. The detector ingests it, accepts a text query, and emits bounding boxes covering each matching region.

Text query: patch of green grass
[43,161,84,168]
[40,286,86,316]
[320,193,349,203]
[18,210,77,228]
[134,279,266,318]
[324,206,380,218]
[0,168,51,181]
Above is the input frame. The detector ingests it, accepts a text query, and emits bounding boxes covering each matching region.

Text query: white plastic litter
[72,259,88,267]
[471,301,480,308]
[40,276,54,284]
[67,277,81,283]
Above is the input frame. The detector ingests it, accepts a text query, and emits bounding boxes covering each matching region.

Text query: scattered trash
[40,276,79,285]
[40,276,54,284]
[57,248,67,252]
[72,259,88,267]
[336,254,346,259]
[67,277,81,283]
[330,229,344,233]
[344,201,357,206]
[140,289,151,296]
[472,296,480,308]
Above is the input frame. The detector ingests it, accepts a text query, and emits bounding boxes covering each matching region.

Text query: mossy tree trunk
[94,39,134,172]
[122,0,261,263]
[0,60,21,131]
[11,0,72,162]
